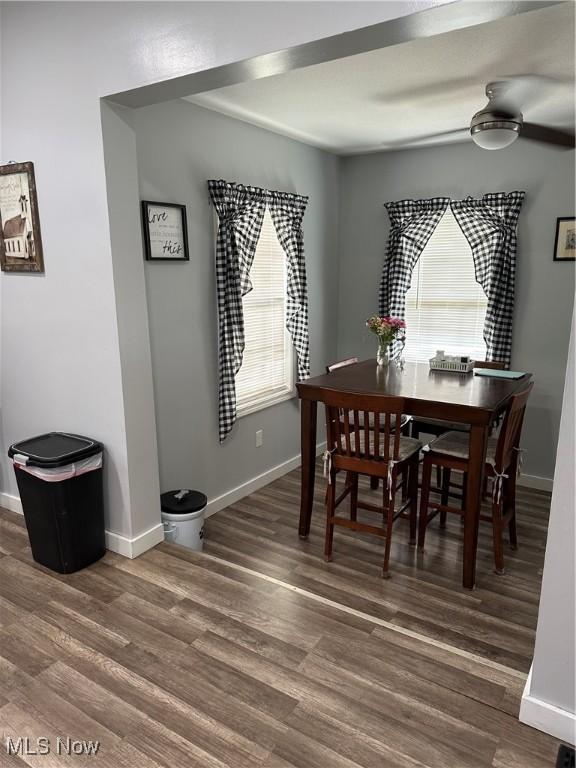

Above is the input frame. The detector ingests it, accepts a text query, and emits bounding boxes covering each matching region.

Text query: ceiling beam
[107,1,565,109]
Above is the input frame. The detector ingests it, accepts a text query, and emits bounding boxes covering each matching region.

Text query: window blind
[235,208,293,414]
[403,208,488,363]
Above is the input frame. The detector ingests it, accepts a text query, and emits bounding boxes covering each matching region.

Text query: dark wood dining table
[296,360,532,589]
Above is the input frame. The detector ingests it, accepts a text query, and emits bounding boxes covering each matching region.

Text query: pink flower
[366,315,405,340]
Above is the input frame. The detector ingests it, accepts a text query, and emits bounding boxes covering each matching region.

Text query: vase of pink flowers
[366,315,406,367]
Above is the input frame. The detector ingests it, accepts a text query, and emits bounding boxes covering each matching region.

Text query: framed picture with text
[0,161,44,273]
[141,200,189,261]
[553,217,576,262]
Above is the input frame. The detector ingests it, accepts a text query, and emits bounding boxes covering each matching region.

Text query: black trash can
[8,432,105,573]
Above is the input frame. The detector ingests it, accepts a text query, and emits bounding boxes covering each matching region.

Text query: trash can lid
[161,489,207,515]
[8,432,103,468]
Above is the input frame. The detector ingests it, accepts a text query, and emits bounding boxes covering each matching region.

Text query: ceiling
[186,2,575,154]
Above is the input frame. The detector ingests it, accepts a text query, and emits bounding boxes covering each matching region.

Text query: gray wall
[133,99,339,500]
[528,313,574,728]
[337,141,575,480]
[1,0,423,540]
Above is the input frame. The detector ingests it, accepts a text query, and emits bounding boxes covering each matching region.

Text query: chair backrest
[324,390,405,473]
[494,383,533,471]
[326,357,359,374]
[473,360,506,370]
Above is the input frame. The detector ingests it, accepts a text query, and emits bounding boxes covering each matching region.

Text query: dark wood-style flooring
[0,464,559,767]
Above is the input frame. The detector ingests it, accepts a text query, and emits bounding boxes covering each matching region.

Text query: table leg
[299,399,317,539]
[463,425,488,589]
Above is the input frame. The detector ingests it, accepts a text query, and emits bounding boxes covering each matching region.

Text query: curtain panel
[379,197,450,358]
[451,192,525,366]
[208,180,310,442]
[380,192,524,365]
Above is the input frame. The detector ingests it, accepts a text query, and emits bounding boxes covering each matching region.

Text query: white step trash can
[161,489,207,551]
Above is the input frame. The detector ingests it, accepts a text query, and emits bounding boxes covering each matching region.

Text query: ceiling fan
[386,76,575,151]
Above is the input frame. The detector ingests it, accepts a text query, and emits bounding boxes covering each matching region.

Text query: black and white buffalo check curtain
[208,180,310,442]
[380,197,450,359]
[451,192,525,366]
[380,192,525,365]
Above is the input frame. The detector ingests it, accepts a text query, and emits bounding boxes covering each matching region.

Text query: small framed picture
[0,161,44,273]
[141,201,189,261]
[553,217,576,262]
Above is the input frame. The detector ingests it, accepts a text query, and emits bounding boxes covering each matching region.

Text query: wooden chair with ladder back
[418,382,533,575]
[326,358,412,492]
[322,390,422,578]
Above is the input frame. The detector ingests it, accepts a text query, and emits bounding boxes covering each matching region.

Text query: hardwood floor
[0,466,559,767]
[205,464,550,672]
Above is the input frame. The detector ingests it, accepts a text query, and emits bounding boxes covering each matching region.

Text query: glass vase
[377,340,390,367]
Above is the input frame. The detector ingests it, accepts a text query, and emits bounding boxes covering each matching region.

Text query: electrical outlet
[255,430,263,448]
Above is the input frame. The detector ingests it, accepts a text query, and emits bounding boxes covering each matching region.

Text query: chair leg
[408,456,418,545]
[382,475,396,579]
[370,476,379,491]
[508,512,518,551]
[436,465,442,490]
[324,474,336,562]
[506,474,518,550]
[491,496,505,575]
[350,473,358,522]
[440,467,450,528]
[418,457,433,551]
[401,465,409,502]
[461,471,467,522]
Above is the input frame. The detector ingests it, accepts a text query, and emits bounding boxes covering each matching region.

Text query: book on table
[474,368,527,379]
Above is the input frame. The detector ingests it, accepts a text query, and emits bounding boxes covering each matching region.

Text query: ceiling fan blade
[381,128,469,150]
[521,122,575,148]
[496,74,574,113]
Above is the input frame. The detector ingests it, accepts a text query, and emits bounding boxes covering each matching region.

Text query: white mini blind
[235,208,294,415]
[403,208,488,363]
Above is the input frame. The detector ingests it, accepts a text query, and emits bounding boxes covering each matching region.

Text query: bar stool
[418,383,533,574]
[323,391,422,578]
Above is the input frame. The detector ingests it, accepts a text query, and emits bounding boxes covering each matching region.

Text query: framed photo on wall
[0,161,44,273]
[553,217,576,262]
[141,200,189,261]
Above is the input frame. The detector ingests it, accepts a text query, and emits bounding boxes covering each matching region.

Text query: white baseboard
[520,665,576,745]
[517,474,553,493]
[0,490,164,560]
[2,451,549,560]
[205,442,327,518]
[0,444,325,558]
[0,492,23,515]
[105,522,164,559]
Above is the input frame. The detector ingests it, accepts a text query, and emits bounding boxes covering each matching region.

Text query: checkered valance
[451,192,525,366]
[380,193,524,365]
[208,180,310,442]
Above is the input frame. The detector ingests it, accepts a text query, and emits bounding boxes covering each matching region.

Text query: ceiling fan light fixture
[471,120,521,150]
[470,101,522,150]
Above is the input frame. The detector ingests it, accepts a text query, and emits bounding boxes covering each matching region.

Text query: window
[403,208,488,363]
[235,208,294,416]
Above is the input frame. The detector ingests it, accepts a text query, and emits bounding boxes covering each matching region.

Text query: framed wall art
[553,217,576,262]
[141,200,189,261]
[0,161,44,273]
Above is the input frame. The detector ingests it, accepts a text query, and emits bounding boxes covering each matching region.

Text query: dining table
[296,360,532,589]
